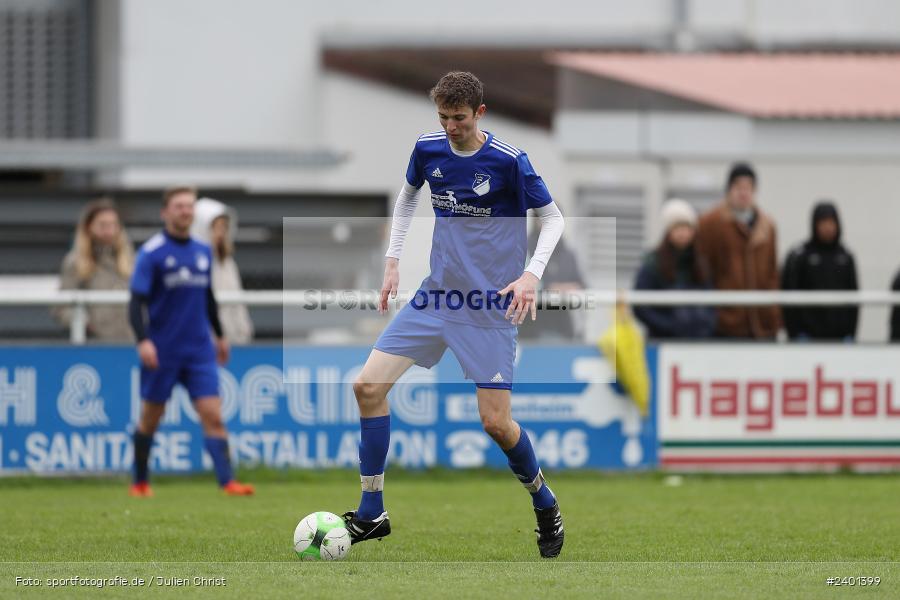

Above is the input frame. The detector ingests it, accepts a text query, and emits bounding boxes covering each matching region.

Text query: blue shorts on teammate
[140,358,219,403]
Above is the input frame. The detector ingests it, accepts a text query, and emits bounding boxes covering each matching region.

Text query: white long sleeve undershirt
[385,182,420,260]
[384,182,565,280]
[524,201,564,280]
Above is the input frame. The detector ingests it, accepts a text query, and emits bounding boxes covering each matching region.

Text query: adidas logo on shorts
[431,167,443,178]
[491,372,504,383]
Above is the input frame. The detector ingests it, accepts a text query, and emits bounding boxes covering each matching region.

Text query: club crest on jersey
[472,173,491,196]
[165,255,176,268]
[196,253,210,272]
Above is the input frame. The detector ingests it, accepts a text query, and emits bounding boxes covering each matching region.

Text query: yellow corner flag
[598,300,651,417]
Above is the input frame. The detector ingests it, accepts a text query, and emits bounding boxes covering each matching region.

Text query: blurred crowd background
[2,0,900,344]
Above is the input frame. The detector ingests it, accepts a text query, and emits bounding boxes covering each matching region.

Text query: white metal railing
[1,289,895,345]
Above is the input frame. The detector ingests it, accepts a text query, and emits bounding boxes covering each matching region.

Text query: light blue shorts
[374,303,516,390]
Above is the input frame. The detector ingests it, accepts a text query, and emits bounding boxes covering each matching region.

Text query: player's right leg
[130,400,166,497]
[342,349,415,544]
[130,363,179,497]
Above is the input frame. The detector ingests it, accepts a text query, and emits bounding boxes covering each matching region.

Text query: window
[1,0,91,139]
[575,186,645,288]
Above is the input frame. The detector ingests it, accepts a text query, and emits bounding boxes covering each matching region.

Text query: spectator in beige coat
[190,197,254,344]
[55,198,134,341]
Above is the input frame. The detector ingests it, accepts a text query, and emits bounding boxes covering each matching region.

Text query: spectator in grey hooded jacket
[190,198,255,344]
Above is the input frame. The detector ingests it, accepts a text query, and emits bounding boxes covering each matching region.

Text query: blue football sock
[133,431,153,484]
[204,437,233,487]
[357,415,390,520]
[503,427,556,510]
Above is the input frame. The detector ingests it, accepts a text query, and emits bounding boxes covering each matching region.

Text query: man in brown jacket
[696,163,781,339]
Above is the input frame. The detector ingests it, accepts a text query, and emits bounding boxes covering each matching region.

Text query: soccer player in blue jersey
[343,72,566,557]
[128,186,254,497]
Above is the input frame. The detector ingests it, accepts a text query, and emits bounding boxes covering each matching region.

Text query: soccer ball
[293,512,351,561]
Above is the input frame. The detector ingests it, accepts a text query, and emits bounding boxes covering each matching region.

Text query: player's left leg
[194,396,254,496]
[446,320,564,555]
[185,358,253,495]
[477,387,564,558]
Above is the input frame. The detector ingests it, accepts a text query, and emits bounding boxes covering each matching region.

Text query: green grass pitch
[1,469,898,598]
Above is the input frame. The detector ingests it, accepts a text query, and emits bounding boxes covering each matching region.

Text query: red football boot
[222,480,255,496]
[128,482,154,497]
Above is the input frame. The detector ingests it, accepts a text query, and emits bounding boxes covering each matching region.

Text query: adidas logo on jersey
[491,372,504,383]
[431,167,443,178]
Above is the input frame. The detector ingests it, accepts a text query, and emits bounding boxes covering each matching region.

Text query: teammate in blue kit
[128,186,254,497]
[343,72,566,557]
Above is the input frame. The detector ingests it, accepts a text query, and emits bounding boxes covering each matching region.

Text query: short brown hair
[429,71,484,112]
[162,185,197,207]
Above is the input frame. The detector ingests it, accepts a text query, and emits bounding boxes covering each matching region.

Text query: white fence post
[70,298,87,345]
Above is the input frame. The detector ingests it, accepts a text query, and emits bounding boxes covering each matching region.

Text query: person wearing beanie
[782,201,858,341]
[633,199,716,339]
[695,162,781,339]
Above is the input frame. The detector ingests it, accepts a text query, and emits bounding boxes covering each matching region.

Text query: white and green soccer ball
[293,512,351,561]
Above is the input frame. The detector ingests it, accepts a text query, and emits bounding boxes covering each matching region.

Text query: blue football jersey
[130,230,215,362]
[405,130,553,328]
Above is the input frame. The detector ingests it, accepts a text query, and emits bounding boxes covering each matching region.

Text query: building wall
[107,0,900,166]
[109,0,672,161]
[689,0,900,47]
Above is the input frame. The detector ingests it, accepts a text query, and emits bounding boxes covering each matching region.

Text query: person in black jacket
[781,201,859,341]
[633,199,716,339]
[890,273,900,341]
